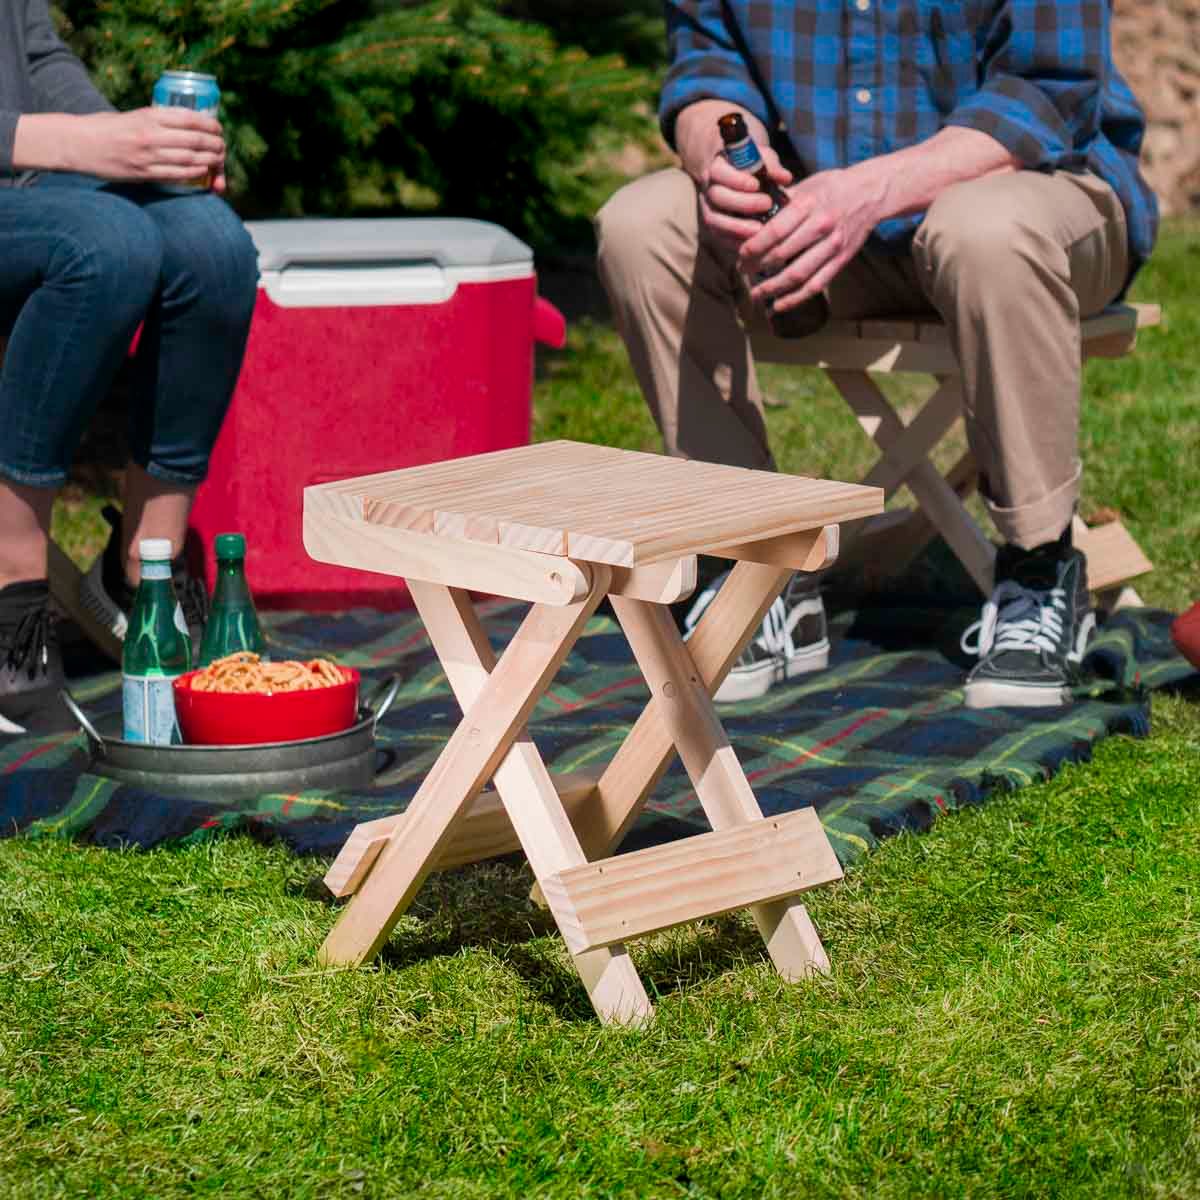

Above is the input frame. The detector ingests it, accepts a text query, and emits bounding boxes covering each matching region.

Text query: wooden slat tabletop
[305,440,883,567]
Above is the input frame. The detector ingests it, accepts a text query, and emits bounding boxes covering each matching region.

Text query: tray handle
[59,688,106,759]
[365,675,400,729]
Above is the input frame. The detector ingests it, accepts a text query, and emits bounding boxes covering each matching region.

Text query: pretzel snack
[189,651,348,694]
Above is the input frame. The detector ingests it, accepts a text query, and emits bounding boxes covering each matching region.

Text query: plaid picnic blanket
[3,581,1194,869]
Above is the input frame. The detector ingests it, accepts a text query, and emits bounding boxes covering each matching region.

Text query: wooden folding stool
[753,302,1161,609]
[305,440,883,1025]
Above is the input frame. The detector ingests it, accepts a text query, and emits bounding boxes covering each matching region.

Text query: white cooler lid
[246,218,535,308]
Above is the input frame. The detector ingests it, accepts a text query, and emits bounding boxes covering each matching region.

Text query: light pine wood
[303,508,592,606]
[708,524,839,572]
[608,557,698,605]
[405,578,652,1026]
[1094,584,1145,612]
[311,441,879,1015]
[1072,515,1153,595]
[323,769,601,898]
[828,369,996,594]
[610,593,839,979]
[569,561,794,862]
[307,440,881,568]
[540,808,842,955]
[751,303,1160,599]
[751,303,1160,373]
[318,570,611,968]
[858,377,961,496]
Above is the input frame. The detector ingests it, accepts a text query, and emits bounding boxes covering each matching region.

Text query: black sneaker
[79,504,209,648]
[683,569,829,703]
[0,580,75,737]
[961,537,1095,709]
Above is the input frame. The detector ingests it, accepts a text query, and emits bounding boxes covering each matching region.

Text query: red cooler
[187,218,565,610]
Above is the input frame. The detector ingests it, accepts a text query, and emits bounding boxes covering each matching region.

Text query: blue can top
[153,70,220,112]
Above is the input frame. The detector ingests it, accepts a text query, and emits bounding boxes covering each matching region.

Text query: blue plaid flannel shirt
[660,1,1158,285]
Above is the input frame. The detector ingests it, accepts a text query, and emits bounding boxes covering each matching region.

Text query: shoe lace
[2,604,53,678]
[960,580,1068,659]
[684,570,795,658]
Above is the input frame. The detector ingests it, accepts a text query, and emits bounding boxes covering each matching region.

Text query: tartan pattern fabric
[660,0,1157,279]
[1,596,1193,867]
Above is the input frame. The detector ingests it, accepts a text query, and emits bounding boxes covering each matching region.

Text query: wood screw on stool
[304,440,883,1025]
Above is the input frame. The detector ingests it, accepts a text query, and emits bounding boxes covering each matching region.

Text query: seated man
[597,1,1157,708]
[0,0,259,737]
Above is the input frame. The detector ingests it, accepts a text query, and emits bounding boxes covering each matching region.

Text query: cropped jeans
[0,171,259,488]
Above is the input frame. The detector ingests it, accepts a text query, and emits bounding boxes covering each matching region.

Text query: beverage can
[152,70,221,192]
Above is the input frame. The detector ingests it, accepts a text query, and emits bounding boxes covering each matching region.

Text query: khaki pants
[595,166,1130,550]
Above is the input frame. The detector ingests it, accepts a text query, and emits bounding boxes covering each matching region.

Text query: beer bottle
[122,538,191,744]
[717,112,829,339]
[197,533,265,666]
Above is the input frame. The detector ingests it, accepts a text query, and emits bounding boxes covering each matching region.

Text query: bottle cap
[138,538,173,561]
[214,532,246,558]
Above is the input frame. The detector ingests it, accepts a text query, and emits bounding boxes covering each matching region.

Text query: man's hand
[739,127,1018,311]
[673,99,793,249]
[14,108,226,191]
[740,166,887,313]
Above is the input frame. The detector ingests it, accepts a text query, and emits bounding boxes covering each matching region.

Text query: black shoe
[681,569,829,703]
[79,504,209,649]
[961,535,1094,709]
[0,580,75,737]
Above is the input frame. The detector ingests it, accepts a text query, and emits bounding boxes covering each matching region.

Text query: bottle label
[724,137,761,171]
[123,674,182,745]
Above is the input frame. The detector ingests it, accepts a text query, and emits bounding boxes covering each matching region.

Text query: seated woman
[0,0,259,737]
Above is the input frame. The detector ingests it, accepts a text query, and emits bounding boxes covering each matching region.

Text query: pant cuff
[982,464,1081,550]
[0,463,67,488]
[137,460,207,487]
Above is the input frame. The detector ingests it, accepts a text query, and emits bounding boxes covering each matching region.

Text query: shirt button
[856,0,870,9]
[856,88,872,104]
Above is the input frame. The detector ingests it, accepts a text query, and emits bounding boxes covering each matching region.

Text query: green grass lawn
[4,221,1199,1198]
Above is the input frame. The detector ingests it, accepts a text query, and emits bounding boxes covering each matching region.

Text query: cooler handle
[533,295,566,349]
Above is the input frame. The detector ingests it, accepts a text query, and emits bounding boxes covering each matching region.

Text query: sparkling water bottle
[197,533,265,667]
[122,538,191,744]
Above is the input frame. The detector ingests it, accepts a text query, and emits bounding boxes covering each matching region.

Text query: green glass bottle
[122,538,191,744]
[198,533,265,666]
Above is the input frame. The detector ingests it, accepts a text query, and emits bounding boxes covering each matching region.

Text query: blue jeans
[0,172,259,488]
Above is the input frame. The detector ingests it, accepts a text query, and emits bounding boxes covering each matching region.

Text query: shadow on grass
[348,854,771,1021]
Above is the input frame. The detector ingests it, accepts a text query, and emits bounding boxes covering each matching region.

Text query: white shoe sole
[962,680,1072,709]
[713,638,830,704]
[963,613,1095,710]
[79,557,129,641]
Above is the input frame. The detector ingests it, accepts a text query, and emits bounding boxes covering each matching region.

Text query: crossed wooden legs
[320,548,842,1025]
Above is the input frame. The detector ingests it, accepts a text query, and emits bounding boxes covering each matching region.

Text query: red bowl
[172,666,360,746]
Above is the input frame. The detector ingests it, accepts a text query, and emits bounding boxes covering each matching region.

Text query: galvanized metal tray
[61,677,399,800]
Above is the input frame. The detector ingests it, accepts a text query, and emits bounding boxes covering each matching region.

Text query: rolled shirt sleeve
[658,0,772,148]
[942,0,1106,171]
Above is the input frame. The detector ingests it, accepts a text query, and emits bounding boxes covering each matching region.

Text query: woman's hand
[14,108,226,190]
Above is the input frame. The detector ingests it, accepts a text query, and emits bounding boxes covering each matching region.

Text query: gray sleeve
[25,0,115,116]
[0,112,18,172]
